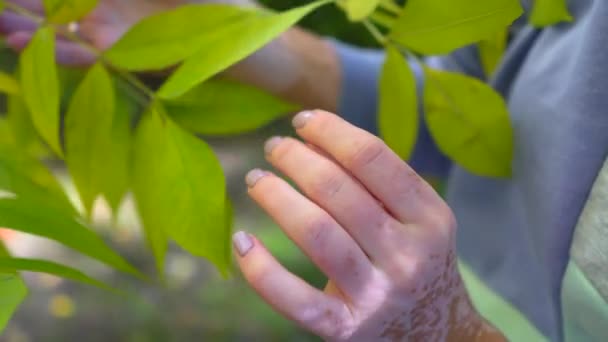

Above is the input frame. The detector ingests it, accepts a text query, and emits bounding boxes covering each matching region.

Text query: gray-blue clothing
[333,1,608,340]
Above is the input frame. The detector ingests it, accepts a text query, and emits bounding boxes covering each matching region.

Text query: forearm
[224,27,341,112]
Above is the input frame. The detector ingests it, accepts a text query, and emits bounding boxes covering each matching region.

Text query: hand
[234,110,504,341]
[0,0,256,65]
[0,0,339,111]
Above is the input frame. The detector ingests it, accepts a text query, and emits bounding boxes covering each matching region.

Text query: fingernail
[233,231,254,257]
[264,136,283,156]
[292,110,315,129]
[245,169,268,188]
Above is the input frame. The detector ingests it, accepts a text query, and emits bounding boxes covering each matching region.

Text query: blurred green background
[1,2,380,341]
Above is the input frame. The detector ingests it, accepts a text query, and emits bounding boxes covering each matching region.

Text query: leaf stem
[5,2,156,103]
[369,10,396,28]
[4,2,43,23]
[363,19,387,46]
[378,0,402,15]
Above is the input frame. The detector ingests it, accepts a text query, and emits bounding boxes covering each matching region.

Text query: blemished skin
[0,1,506,340]
[236,110,504,341]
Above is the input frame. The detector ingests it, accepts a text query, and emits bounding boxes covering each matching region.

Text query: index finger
[292,110,446,225]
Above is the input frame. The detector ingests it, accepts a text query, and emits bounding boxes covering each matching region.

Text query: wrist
[446,296,506,342]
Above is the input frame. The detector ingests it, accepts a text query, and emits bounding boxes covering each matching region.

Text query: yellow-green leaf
[43,0,98,24]
[20,27,63,156]
[98,82,135,213]
[0,197,140,277]
[65,64,115,215]
[529,0,573,27]
[390,0,522,55]
[0,0,5,12]
[132,103,229,274]
[104,4,249,71]
[0,257,111,291]
[478,29,509,78]
[378,46,418,160]
[158,0,330,99]
[6,92,50,157]
[0,72,19,95]
[0,144,74,214]
[423,68,513,178]
[338,0,380,21]
[165,80,297,136]
[0,242,28,333]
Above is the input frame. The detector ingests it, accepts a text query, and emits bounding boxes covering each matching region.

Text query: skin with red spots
[235,112,508,342]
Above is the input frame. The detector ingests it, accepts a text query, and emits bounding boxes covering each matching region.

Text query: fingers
[6,0,44,13]
[233,232,350,339]
[292,110,447,226]
[6,31,97,66]
[264,136,397,258]
[245,169,375,297]
[0,11,37,35]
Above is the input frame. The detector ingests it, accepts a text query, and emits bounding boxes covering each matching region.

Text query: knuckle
[307,168,347,201]
[346,137,386,171]
[302,216,335,247]
[428,204,457,234]
[270,138,297,164]
[247,260,272,286]
[297,303,349,340]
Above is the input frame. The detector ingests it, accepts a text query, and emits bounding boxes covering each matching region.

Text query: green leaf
[165,80,297,136]
[158,0,330,99]
[0,242,28,333]
[529,0,573,27]
[20,27,63,156]
[423,68,513,178]
[0,0,5,12]
[0,144,74,214]
[132,103,229,274]
[98,81,134,213]
[378,46,418,160]
[0,257,112,290]
[43,0,98,24]
[478,29,509,78]
[6,92,50,157]
[65,64,115,215]
[390,0,522,55]
[338,0,380,21]
[0,197,140,277]
[104,4,250,71]
[0,71,19,95]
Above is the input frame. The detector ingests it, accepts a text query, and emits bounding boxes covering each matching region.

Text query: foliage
[0,0,573,332]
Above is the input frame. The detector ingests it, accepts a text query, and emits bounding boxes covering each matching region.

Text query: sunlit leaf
[0,71,19,95]
[390,0,522,55]
[43,0,98,24]
[378,46,418,160]
[98,81,134,213]
[104,4,250,71]
[423,68,513,178]
[478,29,508,78]
[65,64,115,215]
[20,27,63,156]
[6,92,50,157]
[338,0,380,21]
[0,257,112,290]
[0,144,74,214]
[529,0,573,27]
[0,242,27,333]
[158,0,330,99]
[132,103,228,274]
[165,80,297,136]
[0,197,140,276]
